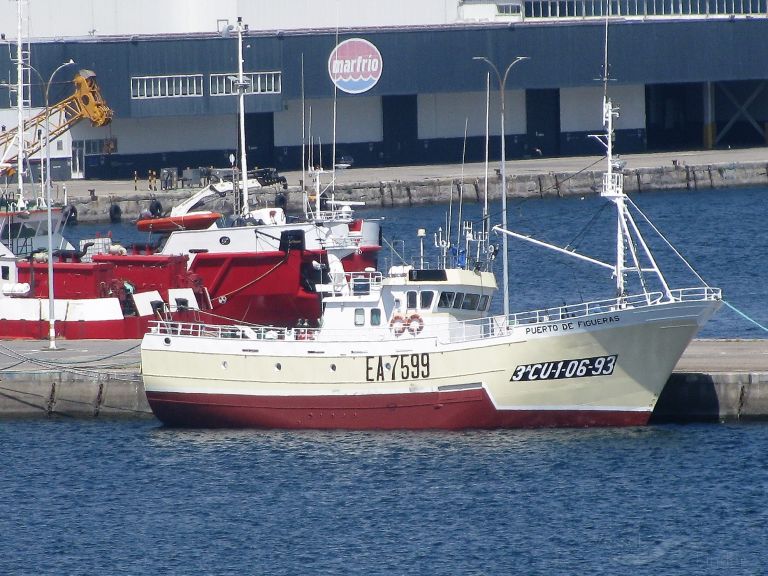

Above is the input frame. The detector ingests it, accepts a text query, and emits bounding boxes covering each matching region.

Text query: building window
[82,138,118,156]
[497,3,521,14]
[210,71,282,96]
[131,75,204,99]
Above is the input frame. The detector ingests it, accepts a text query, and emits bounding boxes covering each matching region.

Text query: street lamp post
[30,59,76,349]
[235,17,249,218]
[472,55,528,319]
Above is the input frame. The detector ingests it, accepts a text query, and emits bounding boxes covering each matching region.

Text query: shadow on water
[651,373,725,424]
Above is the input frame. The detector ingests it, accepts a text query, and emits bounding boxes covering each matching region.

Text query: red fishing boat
[0,202,379,339]
[0,240,207,339]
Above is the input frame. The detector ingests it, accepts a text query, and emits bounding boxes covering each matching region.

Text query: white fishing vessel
[141,87,722,429]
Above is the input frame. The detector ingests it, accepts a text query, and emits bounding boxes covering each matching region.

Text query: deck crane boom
[0,69,113,176]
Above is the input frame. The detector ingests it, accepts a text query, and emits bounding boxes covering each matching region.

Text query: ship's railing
[504,286,721,327]
[322,234,362,249]
[148,319,389,342]
[440,286,721,344]
[318,270,383,297]
[601,171,623,197]
[149,286,721,343]
[313,209,355,223]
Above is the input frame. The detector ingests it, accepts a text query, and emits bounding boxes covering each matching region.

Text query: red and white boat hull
[142,297,720,429]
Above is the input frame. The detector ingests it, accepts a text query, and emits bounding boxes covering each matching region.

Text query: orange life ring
[389,314,406,336]
[407,313,424,335]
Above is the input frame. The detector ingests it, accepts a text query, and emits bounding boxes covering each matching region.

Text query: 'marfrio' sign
[327,38,383,94]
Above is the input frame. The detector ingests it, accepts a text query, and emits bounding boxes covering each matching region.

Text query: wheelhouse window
[452,293,465,309]
[407,290,418,310]
[478,295,490,311]
[371,308,381,326]
[420,291,434,310]
[462,293,480,310]
[354,308,365,326]
[438,291,456,308]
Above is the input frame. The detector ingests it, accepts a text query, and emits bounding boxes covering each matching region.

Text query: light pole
[30,59,76,349]
[235,17,249,218]
[473,55,528,319]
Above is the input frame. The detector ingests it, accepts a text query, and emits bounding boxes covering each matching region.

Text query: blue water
[2,419,766,575]
[7,187,768,575]
[67,185,768,338]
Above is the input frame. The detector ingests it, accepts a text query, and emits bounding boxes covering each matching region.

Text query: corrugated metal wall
[2,17,768,175]
[8,19,768,118]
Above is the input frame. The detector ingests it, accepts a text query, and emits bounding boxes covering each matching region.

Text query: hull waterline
[145,389,651,429]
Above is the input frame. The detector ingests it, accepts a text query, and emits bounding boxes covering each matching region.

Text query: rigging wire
[625,196,708,286]
[380,234,408,266]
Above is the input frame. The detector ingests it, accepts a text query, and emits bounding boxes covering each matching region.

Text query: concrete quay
[0,338,766,424]
[0,339,150,419]
[57,147,768,223]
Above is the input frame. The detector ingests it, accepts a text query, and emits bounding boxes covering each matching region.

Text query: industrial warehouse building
[1,0,768,180]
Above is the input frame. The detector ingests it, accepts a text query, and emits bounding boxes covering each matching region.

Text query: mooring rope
[723,300,768,333]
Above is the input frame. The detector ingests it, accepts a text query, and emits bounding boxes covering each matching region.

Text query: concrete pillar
[702,81,716,149]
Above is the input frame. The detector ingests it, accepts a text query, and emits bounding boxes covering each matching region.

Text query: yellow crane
[0,69,113,176]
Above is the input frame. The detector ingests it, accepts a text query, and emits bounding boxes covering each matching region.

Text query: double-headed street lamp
[29,59,76,349]
[472,55,528,319]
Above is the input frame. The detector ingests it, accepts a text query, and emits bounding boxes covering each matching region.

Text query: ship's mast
[599,96,626,296]
[596,13,672,300]
[494,16,674,302]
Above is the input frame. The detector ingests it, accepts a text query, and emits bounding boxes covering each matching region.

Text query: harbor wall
[73,160,768,223]
[0,370,151,419]
[1,367,766,423]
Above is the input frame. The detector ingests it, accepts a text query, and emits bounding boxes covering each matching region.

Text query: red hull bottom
[145,389,651,429]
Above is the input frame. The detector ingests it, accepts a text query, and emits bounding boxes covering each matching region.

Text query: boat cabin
[315,265,497,342]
